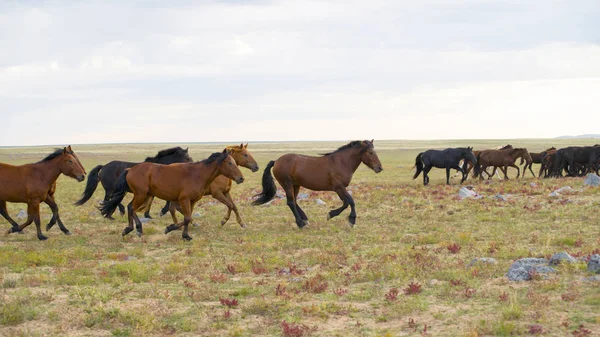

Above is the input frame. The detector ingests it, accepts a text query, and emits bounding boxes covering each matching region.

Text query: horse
[473,148,532,180]
[1,147,86,240]
[523,147,555,178]
[75,147,192,219]
[99,150,244,240]
[413,147,477,186]
[252,140,383,229]
[163,144,259,228]
[550,146,594,177]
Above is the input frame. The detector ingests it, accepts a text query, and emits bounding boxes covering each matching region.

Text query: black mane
[322,141,369,156]
[199,151,227,165]
[145,147,186,162]
[38,148,64,163]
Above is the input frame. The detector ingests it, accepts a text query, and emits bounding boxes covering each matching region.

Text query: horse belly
[0,171,28,202]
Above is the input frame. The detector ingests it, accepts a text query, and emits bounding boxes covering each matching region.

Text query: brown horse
[1,147,86,240]
[99,150,244,240]
[464,145,513,179]
[523,147,555,178]
[474,148,532,180]
[252,140,383,228]
[166,144,259,228]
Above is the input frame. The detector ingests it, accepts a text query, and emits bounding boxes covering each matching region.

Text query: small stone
[493,194,507,201]
[16,210,27,220]
[315,199,326,206]
[297,193,309,201]
[584,173,600,187]
[276,191,285,199]
[588,254,600,274]
[549,252,577,265]
[139,217,151,223]
[530,182,538,188]
[468,257,497,267]
[458,187,482,199]
[583,275,600,282]
[193,212,201,218]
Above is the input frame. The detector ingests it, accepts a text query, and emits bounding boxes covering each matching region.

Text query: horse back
[128,162,205,201]
[274,154,340,191]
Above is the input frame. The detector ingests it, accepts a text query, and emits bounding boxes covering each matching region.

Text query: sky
[1,0,600,146]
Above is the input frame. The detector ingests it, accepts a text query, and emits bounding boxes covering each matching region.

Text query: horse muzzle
[373,166,383,173]
[251,165,259,173]
[77,175,86,182]
[235,177,245,184]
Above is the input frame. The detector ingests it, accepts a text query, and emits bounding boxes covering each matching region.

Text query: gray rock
[550,186,575,197]
[507,258,556,281]
[549,252,577,265]
[275,191,285,199]
[16,210,27,220]
[315,199,326,206]
[584,173,600,187]
[139,217,151,223]
[493,194,507,201]
[530,182,538,188]
[583,275,600,282]
[588,254,600,274]
[193,212,201,218]
[458,187,482,199]
[297,193,309,201]
[468,257,497,267]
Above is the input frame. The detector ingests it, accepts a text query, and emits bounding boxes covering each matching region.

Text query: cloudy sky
[2,0,599,146]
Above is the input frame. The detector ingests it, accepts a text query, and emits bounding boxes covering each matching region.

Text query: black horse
[75,147,193,219]
[550,146,598,178]
[413,147,478,186]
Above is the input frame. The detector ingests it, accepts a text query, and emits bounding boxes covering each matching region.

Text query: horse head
[218,149,245,184]
[464,146,477,165]
[359,140,383,173]
[227,143,259,172]
[60,146,86,182]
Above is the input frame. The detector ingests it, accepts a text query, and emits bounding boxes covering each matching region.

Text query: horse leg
[423,165,432,186]
[331,187,356,227]
[169,201,179,225]
[122,201,135,236]
[0,200,20,231]
[117,202,126,216]
[165,199,194,240]
[212,190,236,227]
[226,191,247,228]
[12,202,46,240]
[160,201,171,217]
[327,187,352,224]
[293,185,308,223]
[44,196,70,235]
[509,164,520,179]
[500,166,509,180]
[445,167,451,185]
[451,164,467,183]
[281,180,306,228]
[102,190,117,220]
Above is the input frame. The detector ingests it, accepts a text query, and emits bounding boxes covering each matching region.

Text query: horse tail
[412,153,424,179]
[99,170,130,218]
[74,165,103,206]
[252,161,277,205]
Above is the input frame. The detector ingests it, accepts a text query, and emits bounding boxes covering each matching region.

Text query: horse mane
[37,148,64,163]
[498,144,513,150]
[199,151,227,165]
[145,147,186,162]
[322,141,370,156]
[545,147,556,152]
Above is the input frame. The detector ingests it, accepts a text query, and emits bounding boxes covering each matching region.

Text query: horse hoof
[348,217,356,227]
[122,228,133,236]
[220,219,228,226]
[108,216,115,221]
[63,231,72,236]
[297,221,308,229]
[136,231,143,237]
[182,235,193,241]
[38,235,48,241]
[240,224,248,229]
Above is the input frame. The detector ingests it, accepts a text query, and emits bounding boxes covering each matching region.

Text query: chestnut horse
[474,148,532,180]
[164,144,259,228]
[99,150,244,240]
[75,147,193,219]
[1,147,86,240]
[252,140,383,229]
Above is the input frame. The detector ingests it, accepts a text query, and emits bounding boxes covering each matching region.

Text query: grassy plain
[0,139,599,337]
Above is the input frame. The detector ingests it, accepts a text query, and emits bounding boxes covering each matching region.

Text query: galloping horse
[413,147,477,186]
[474,148,532,180]
[75,147,192,219]
[99,150,244,240]
[252,140,383,229]
[2,147,86,240]
[164,144,259,228]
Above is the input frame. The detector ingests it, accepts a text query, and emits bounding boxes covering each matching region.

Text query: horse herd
[0,141,595,241]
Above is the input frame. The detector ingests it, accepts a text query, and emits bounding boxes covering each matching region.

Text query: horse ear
[185,147,189,152]
[371,139,374,144]
[239,143,244,149]
[222,148,228,155]
[244,143,248,148]
[67,145,73,152]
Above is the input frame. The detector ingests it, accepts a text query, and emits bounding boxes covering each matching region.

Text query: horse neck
[331,148,363,173]
[194,161,222,187]
[32,157,63,185]
[154,155,180,164]
[508,149,525,160]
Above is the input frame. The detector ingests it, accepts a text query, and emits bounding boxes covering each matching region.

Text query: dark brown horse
[474,148,532,180]
[1,147,86,240]
[165,144,259,228]
[99,150,244,240]
[75,147,193,219]
[523,147,555,178]
[252,140,383,228]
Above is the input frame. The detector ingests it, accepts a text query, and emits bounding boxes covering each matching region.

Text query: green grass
[1,139,600,336]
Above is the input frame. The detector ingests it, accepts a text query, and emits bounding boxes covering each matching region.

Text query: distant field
[1,139,599,336]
